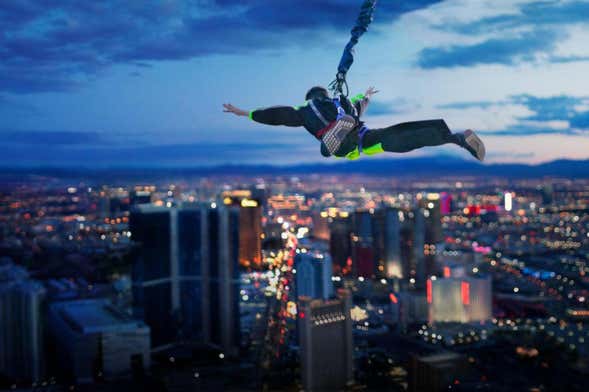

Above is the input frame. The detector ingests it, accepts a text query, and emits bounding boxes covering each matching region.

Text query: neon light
[389,293,398,304]
[461,282,470,305]
[241,198,259,208]
[426,279,432,304]
[443,266,451,278]
[505,192,513,212]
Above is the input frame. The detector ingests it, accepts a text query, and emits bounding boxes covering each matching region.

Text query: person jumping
[222,86,486,161]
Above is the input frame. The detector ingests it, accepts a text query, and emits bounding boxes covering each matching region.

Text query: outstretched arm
[351,86,378,117]
[223,103,304,127]
[223,103,249,117]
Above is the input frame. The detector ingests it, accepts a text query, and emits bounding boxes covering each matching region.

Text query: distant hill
[1,157,589,181]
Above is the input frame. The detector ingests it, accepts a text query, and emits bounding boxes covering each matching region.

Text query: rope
[329,0,378,97]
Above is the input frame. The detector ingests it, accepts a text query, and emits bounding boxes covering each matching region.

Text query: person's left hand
[223,103,248,117]
[365,86,379,99]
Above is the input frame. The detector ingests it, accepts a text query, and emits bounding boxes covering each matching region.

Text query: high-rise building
[220,192,263,269]
[312,211,330,241]
[298,289,353,392]
[238,199,263,269]
[383,208,402,279]
[130,204,240,355]
[48,299,151,384]
[412,208,426,285]
[295,252,333,300]
[207,206,241,357]
[427,276,492,323]
[130,206,177,348]
[329,216,352,274]
[352,210,376,278]
[408,352,465,392]
[423,195,442,244]
[0,259,45,383]
[419,194,443,279]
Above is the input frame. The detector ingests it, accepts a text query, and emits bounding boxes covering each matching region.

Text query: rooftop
[53,299,148,334]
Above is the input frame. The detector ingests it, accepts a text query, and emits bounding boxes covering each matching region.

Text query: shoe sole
[464,129,486,161]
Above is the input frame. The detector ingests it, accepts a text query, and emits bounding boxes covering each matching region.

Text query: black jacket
[250,95,370,136]
[250,94,370,157]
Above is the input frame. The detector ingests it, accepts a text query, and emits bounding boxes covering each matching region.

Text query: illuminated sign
[461,281,470,305]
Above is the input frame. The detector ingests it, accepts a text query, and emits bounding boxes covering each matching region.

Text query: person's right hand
[365,86,379,99]
[223,103,248,117]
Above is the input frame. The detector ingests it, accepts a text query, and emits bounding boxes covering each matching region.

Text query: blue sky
[1,0,589,167]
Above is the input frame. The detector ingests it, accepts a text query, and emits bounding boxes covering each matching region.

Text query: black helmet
[305,86,329,101]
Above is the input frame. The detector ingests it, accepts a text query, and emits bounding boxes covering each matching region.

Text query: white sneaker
[463,129,486,161]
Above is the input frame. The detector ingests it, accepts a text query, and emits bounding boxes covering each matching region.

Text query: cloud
[570,111,589,129]
[365,99,411,116]
[437,101,499,110]
[446,1,589,35]
[550,55,589,63]
[0,0,442,94]
[550,55,589,64]
[0,130,106,146]
[0,95,43,116]
[417,29,560,68]
[510,94,583,122]
[0,140,318,167]
[441,93,589,135]
[417,1,589,69]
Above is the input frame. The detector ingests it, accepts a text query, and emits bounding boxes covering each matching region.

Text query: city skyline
[1,171,588,390]
[2,0,589,167]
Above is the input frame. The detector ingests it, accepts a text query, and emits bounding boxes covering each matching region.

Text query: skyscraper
[420,194,443,279]
[294,252,333,300]
[237,199,263,269]
[421,194,443,244]
[221,193,263,269]
[130,205,177,348]
[207,205,241,357]
[0,259,46,383]
[0,259,45,382]
[298,289,353,392]
[329,215,352,274]
[383,208,402,279]
[352,210,376,278]
[130,204,240,355]
[412,208,426,285]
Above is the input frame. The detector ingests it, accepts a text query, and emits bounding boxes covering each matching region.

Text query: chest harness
[310,98,370,156]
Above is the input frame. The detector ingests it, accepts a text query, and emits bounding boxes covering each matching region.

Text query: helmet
[305,86,329,101]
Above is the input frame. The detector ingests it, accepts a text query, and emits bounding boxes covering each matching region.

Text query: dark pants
[362,119,461,153]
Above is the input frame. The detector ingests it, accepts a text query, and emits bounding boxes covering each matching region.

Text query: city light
[504,192,513,212]
[2,165,589,391]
